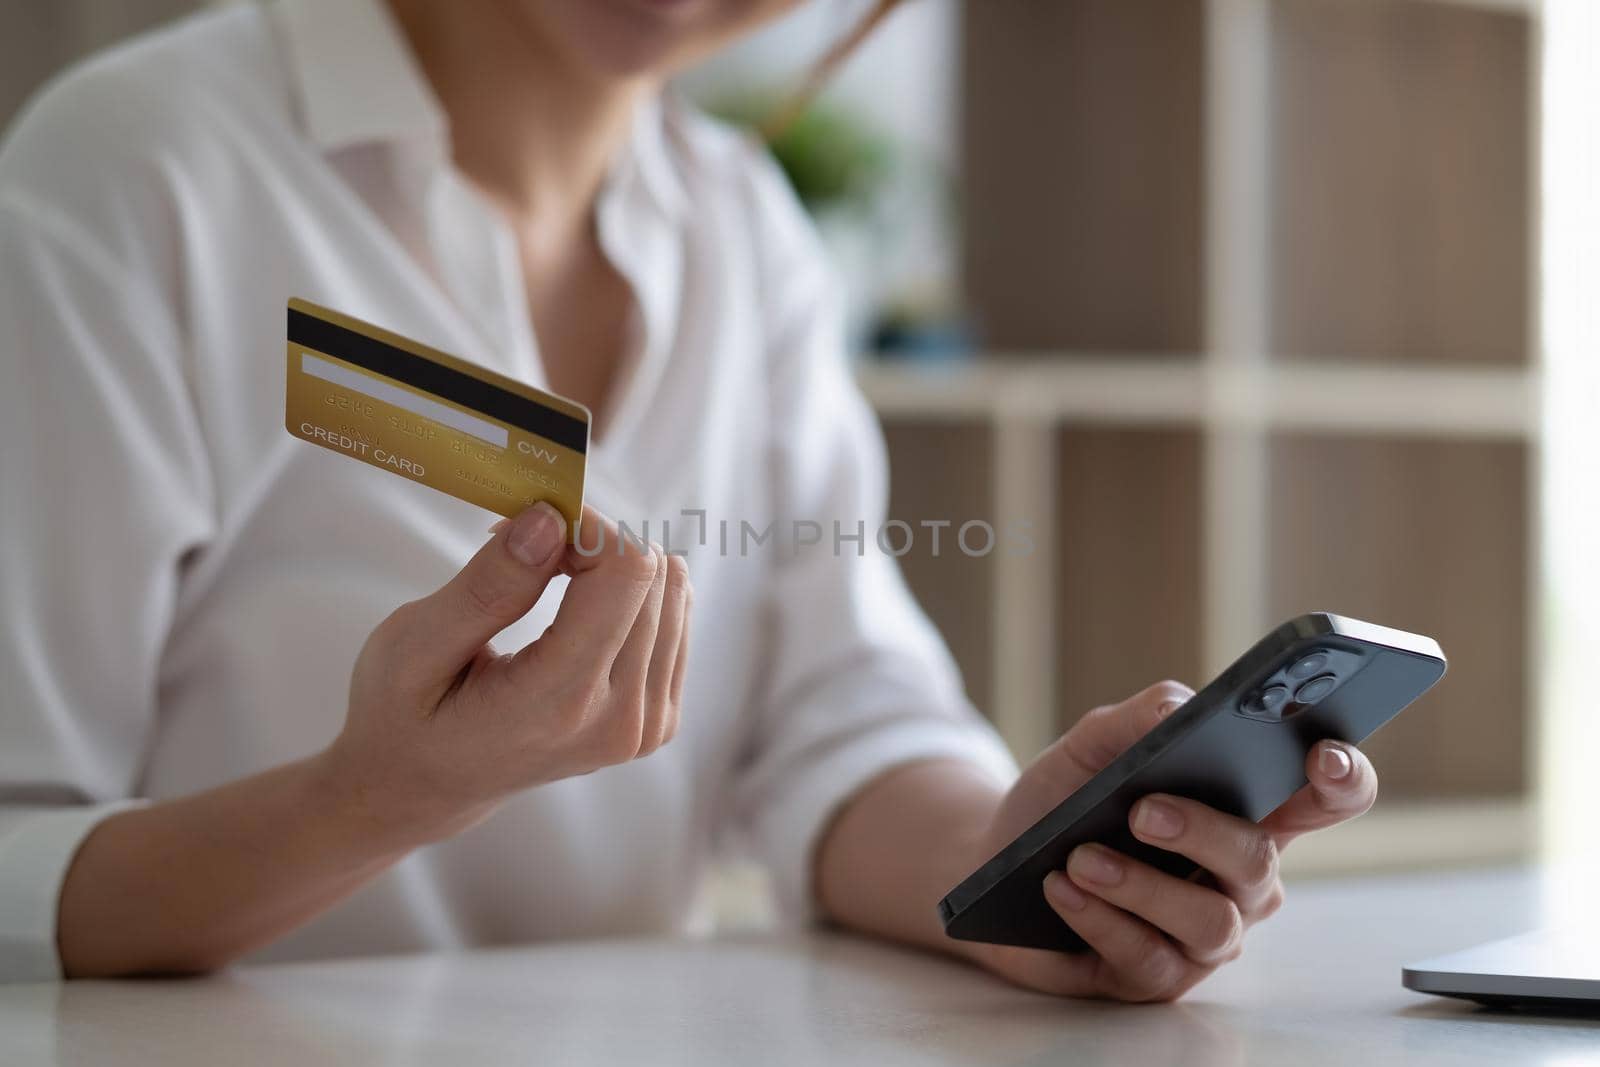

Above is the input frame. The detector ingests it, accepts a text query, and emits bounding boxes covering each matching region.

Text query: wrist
[942,815,1009,966]
[301,742,487,854]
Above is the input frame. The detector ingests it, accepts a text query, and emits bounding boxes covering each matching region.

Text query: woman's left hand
[963,679,1378,1002]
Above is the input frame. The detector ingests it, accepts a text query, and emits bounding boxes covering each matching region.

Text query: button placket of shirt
[420,162,545,389]
[404,109,683,513]
[408,152,652,523]
[590,157,683,464]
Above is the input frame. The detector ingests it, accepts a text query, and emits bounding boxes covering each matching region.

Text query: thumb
[400,502,568,681]
[1041,680,1193,782]
[996,680,1194,834]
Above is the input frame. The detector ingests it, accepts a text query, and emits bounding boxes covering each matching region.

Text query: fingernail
[488,518,511,535]
[1043,871,1087,912]
[1134,798,1184,840]
[1069,845,1124,887]
[1157,700,1182,719]
[507,502,565,567]
[1319,744,1353,781]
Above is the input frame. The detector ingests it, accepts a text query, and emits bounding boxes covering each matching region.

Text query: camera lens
[1294,674,1338,705]
[1288,652,1329,681]
[1243,685,1290,717]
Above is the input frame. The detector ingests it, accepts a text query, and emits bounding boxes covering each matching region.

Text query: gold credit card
[285,298,589,535]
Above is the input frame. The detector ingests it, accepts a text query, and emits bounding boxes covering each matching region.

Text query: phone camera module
[1242,685,1290,718]
[1287,652,1329,681]
[1294,674,1339,705]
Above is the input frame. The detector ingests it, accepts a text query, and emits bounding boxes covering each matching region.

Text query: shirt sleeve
[727,163,1019,922]
[0,194,213,981]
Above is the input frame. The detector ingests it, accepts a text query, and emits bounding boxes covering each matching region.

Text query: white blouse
[0,0,1015,981]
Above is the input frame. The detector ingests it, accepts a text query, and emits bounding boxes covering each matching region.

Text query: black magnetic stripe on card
[288,308,588,454]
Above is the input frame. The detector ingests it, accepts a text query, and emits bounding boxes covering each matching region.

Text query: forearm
[814,758,1005,959]
[56,750,429,978]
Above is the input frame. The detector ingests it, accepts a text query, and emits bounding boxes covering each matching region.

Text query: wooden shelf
[1279,797,1535,879]
[1053,426,1204,731]
[880,421,997,711]
[875,0,1543,877]
[1412,0,1540,14]
[858,358,1539,439]
[1265,432,1532,799]
[696,797,1536,931]
[1268,0,1534,366]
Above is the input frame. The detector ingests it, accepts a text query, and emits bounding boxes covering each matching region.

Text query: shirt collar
[271,0,688,221]
[273,0,447,153]
[621,94,690,223]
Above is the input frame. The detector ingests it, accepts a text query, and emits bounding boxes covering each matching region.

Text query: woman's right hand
[54,503,687,978]
[323,503,691,844]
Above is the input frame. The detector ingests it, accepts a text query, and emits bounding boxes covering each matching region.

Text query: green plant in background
[706,92,893,214]
[705,88,966,359]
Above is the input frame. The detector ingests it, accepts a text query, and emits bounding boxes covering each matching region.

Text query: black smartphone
[938,612,1446,952]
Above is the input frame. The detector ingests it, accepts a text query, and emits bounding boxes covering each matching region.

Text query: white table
[2,867,1596,1065]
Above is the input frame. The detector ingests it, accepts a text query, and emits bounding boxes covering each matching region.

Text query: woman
[0,0,1376,998]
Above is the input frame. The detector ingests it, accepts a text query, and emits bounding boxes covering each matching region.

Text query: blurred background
[5,0,1591,896]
